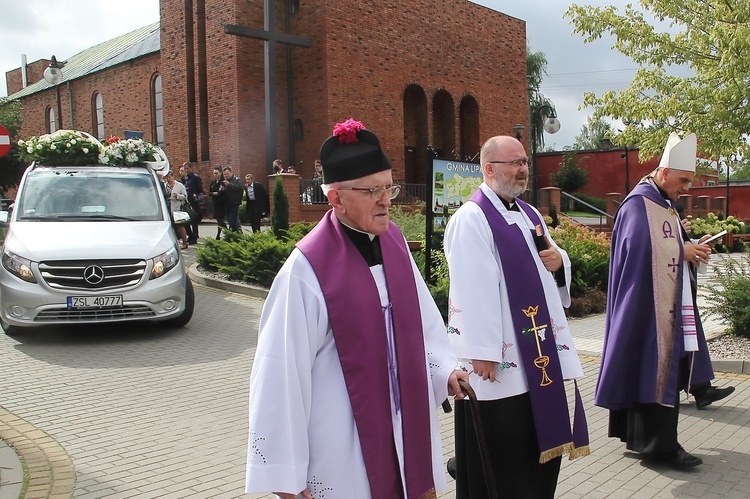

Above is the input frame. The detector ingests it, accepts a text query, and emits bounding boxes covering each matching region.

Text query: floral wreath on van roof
[18,130,168,171]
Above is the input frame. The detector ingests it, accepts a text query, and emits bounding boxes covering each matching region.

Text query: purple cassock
[595,181,714,411]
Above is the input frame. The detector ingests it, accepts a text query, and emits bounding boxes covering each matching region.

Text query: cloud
[1,1,159,97]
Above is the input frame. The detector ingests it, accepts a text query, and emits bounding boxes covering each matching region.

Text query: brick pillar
[541,187,560,216]
[695,195,711,218]
[678,194,693,218]
[605,192,623,227]
[268,174,303,225]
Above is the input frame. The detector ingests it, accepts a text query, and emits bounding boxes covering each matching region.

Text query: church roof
[8,22,160,100]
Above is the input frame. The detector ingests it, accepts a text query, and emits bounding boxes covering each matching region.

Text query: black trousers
[608,357,688,456]
[246,201,262,233]
[188,197,202,240]
[454,392,561,499]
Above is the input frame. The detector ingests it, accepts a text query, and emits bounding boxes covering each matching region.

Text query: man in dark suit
[244,173,269,233]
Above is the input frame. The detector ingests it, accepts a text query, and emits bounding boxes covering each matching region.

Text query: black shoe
[649,449,703,469]
[187,238,198,244]
[446,457,457,479]
[695,386,735,409]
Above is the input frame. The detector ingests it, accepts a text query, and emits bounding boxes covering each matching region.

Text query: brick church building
[5,0,527,188]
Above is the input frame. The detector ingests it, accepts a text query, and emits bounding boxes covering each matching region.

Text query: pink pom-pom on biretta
[332,118,366,144]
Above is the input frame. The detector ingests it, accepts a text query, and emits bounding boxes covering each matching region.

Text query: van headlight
[2,249,37,283]
[150,245,180,279]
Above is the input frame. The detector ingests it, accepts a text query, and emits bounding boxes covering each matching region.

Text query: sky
[0,0,638,149]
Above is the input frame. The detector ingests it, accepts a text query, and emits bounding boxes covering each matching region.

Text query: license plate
[67,295,123,309]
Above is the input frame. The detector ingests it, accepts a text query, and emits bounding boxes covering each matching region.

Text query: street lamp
[512,123,525,141]
[621,145,630,193]
[726,153,737,217]
[43,56,65,130]
[529,104,560,206]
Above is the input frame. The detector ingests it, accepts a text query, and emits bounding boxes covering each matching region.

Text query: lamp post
[726,153,737,217]
[621,145,630,193]
[529,105,560,206]
[512,123,525,142]
[43,56,65,130]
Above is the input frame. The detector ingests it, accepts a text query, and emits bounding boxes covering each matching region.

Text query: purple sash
[296,211,435,499]
[470,189,589,461]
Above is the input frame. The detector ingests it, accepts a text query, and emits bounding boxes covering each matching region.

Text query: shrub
[551,216,610,297]
[569,193,606,213]
[701,255,750,339]
[195,222,315,288]
[548,203,560,228]
[688,213,747,253]
[271,176,289,238]
[389,206,426,241]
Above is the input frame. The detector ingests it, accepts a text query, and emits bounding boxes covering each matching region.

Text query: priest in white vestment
[445,135,589,499]
[246,119,467,499]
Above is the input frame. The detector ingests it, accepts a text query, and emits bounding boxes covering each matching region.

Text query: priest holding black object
[445,135,589,499]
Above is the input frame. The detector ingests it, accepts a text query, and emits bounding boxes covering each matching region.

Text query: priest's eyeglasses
[338,184,402,200]
[488,158,529,167]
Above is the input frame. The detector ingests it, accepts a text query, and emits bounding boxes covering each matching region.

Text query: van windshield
[16,169,165,221]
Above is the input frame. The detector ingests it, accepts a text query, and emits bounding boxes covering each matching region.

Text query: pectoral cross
[522,305,553,386]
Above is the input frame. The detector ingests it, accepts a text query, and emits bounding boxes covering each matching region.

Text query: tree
[573,117,615,150]
[731,157,750,180]
[565,1,750,160]
[527,47,556,149]
[551,151,588,203]
[271,176,289,238]
[0,98,26,193]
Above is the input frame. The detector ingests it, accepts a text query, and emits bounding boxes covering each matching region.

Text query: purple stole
[296,211,436,499]
[470,189,589,462]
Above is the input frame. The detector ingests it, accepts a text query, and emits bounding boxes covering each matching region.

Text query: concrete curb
[0,406,75,499]
[188,263,268,300]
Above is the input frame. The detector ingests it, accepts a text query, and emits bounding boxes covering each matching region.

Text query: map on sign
[432,159,482,231]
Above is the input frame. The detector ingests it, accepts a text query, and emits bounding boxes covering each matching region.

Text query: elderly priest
[245,118,468,499]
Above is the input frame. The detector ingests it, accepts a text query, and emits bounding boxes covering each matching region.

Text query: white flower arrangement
[18,130,103,166]
[18,131,167,171]
[99,137,160,166]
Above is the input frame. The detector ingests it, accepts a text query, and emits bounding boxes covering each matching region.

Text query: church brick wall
[15,53,160,145]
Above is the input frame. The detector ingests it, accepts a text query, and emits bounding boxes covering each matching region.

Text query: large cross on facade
[224,0,312,175]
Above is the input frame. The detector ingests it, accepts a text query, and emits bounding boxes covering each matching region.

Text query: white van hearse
[0,152,194,335]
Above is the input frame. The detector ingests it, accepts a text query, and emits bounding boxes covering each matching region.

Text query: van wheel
[160,278,195,328]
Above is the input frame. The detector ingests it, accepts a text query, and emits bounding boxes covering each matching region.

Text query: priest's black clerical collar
[338,220,383,267]
[497,195,520,212]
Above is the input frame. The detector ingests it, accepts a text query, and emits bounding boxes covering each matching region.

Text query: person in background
[596,132,717,470]
[245,118,467,499]
[244,173,269,234]
[444,134,589,498]
[182,162,204,244]
[311,159,325,204]
[272,159,286,174]
[163,171,189,250]
[222,166,244,232]
[208,166,228,240]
